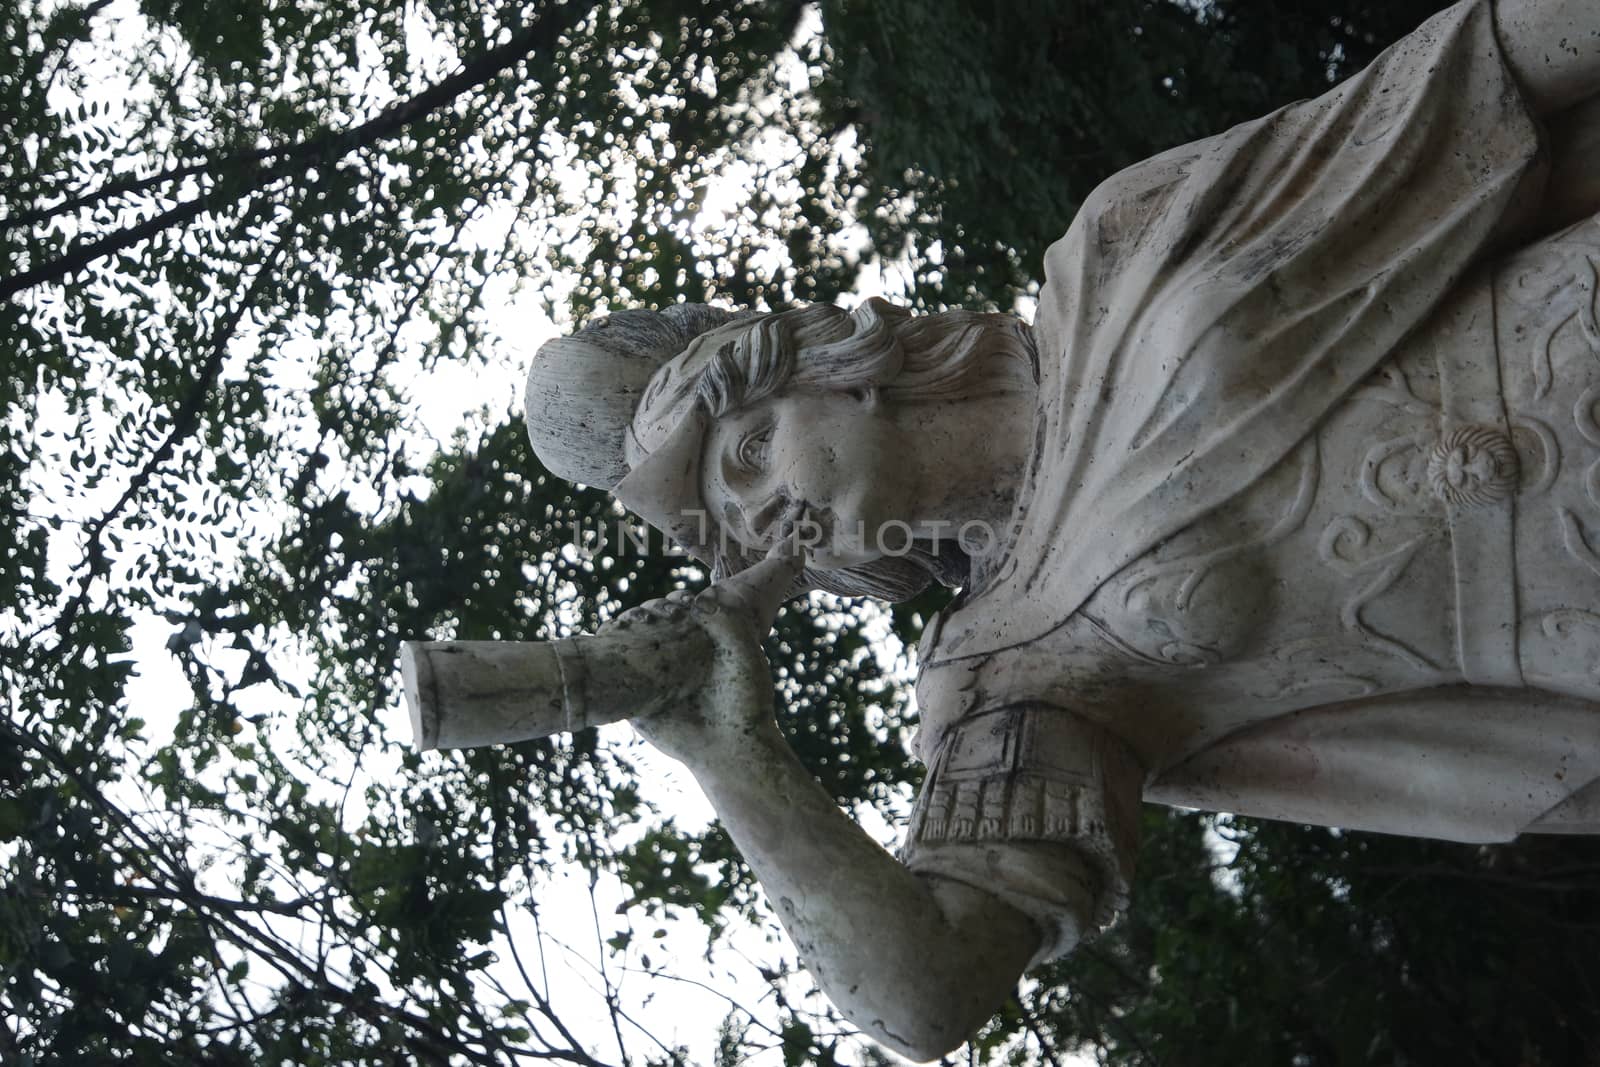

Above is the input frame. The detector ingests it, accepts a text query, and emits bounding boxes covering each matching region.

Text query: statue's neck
[893,386,1037,561]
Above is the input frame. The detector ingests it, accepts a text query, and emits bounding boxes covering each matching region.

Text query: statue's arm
[686,719,1043,1060]
[615,564,1050,1060]
[1495,0,1600,116]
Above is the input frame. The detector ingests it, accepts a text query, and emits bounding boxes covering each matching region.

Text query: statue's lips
[749,498,805,547]
[767,503,845,554]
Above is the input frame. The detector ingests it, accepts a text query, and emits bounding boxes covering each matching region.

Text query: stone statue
[405,0,1600,1057]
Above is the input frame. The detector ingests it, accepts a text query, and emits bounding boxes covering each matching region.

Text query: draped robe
[902,0,1600,948]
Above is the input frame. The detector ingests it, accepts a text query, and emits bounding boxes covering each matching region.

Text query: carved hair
[691,298,1038,419]
[642,298,1038,601]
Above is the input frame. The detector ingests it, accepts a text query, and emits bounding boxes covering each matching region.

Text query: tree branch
[1,3,583,299]
[41,882,316,917]
[0,155,266,235]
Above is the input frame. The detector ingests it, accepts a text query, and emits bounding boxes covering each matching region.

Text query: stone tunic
[899,0,1600,958]
[905,212,1600,963]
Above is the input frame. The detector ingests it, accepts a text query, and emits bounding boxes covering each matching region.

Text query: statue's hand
[607,553,805,765]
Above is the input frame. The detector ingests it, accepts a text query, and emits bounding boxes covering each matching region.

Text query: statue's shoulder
[1056,144,1205,253]
[1043,119,1254,293]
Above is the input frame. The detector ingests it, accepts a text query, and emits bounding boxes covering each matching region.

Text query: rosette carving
[1426,425,1519,506]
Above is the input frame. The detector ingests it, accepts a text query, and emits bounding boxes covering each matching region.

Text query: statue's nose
[747,491,796,543]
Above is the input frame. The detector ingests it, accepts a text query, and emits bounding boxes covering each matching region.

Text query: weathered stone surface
[407,0,1600,1057]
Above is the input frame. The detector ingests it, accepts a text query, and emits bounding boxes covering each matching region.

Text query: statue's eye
[735,422,773,473]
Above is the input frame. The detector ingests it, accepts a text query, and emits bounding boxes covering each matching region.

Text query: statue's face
[699,389,910,569]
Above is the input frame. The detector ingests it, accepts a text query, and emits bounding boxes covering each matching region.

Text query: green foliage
[1030,812,1600,1065]
[4,0,1600,1064]
[2,0,883,1059]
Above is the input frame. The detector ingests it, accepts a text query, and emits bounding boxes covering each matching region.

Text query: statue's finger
[644,600,690,621]
[703,552,806,628]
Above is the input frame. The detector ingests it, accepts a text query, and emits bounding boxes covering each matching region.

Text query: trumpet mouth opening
[400,641,440,752]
